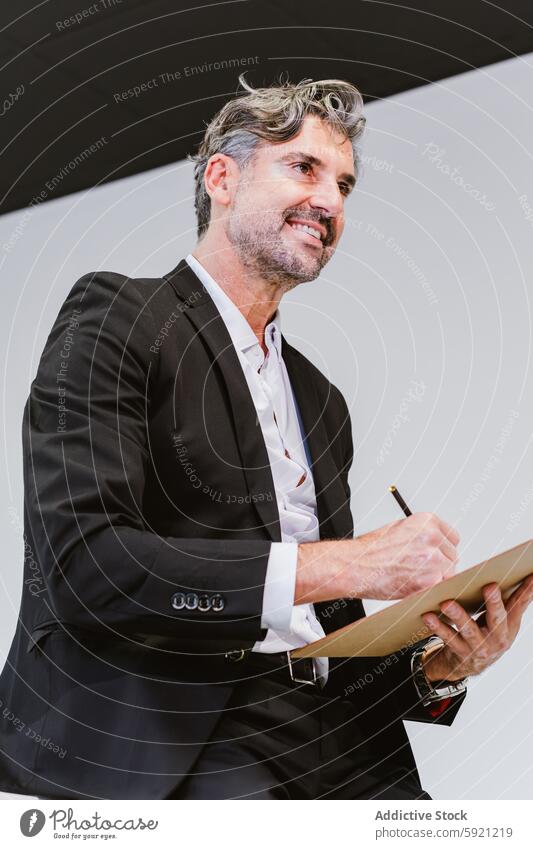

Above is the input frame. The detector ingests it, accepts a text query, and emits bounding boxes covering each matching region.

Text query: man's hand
[295,511,460,604]
[352,512,460,599]
[421,574,533,682]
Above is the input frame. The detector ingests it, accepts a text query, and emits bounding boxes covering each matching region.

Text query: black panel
[1,0,532,213]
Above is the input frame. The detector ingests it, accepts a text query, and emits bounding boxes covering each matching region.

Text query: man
[1,74,532,800]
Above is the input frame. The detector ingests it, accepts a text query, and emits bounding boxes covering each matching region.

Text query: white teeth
[288,221,322,241]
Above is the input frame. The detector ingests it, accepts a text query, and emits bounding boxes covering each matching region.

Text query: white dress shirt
[185,254,329,683]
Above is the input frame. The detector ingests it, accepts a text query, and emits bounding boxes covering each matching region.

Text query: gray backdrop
[1,52,532,799]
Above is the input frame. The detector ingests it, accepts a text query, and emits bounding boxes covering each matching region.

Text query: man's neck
[191,242,287,354]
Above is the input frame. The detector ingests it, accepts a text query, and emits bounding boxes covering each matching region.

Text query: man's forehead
[258,118,354,170]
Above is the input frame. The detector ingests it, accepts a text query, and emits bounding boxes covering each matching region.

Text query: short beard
[225,184,332,288]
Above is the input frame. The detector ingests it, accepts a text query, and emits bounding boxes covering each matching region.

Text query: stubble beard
[225,194,333,289]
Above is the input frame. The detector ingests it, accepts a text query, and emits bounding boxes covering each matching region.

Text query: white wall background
[1,51,533,799]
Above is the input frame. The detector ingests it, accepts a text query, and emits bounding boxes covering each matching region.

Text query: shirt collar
[185,253,282,364]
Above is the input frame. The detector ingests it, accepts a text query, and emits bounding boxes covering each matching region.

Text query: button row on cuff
[171,592,225,612]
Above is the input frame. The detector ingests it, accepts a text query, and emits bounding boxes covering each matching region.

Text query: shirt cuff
[260,542,298,633]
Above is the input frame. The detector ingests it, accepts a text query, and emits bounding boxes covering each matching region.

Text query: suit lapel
[164,259,282,542]
[281,339,346,541]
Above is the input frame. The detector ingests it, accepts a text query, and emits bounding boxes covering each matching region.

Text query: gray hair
[188,73,366,240]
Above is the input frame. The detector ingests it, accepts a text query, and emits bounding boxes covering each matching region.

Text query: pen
[389,484,412,517]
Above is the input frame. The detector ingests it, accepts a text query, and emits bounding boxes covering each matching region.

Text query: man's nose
[308,179,344,223]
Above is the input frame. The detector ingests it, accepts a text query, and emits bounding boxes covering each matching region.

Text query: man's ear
[203,153,240,209]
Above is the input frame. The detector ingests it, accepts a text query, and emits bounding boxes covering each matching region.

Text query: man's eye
[294,162,311,175]
[293,163,351,196]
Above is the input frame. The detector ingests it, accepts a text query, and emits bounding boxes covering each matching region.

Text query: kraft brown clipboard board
[290,538,533,659]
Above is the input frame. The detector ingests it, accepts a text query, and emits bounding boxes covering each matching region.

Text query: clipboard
[290,538,533,659]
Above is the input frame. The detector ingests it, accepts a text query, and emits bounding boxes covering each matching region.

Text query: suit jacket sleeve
[25,271,271,650]
[334,392,467,726]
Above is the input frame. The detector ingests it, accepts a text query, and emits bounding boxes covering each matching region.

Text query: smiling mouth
[285,220,325,247]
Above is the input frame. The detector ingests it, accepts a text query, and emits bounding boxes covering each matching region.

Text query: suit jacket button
[211,594,225,612]
[171,592,186,610]
[185,592,199,610]
[198,593,211,611]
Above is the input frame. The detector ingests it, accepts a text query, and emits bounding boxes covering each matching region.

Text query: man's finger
[439,537,457,566]
[505,573,533,623]
[439,600,484,650]
[438,519,460,547]
[483,583,508,635]
[421,611,470,659]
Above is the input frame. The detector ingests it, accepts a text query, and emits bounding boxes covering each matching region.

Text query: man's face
[224,114,356,286]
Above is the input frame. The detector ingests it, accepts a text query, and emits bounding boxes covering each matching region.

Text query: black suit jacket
[0,258,466,799]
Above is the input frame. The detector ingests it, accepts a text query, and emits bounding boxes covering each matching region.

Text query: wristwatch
[411,636,469,707]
